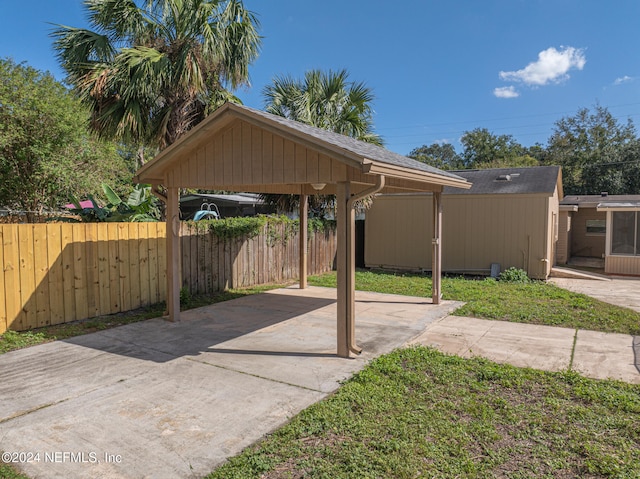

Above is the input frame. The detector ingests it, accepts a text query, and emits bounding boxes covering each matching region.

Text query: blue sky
[1,0,639,155]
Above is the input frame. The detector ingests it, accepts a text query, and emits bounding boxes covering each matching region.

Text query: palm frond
[52,0,261,149]
[215,0,261,88]
[84,0,151,42]
[51,26,116,78]
[263,68,383,145]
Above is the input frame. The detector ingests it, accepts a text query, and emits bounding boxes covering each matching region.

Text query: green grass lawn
[208,346,640,479]
[2,270,640,479]
[0,463,30,479]
[308,270,640,335]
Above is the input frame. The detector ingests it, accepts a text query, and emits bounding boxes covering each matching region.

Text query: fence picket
[47,224,64,325]
[2,226,20,332]
[33,225,50,328]
[97,223,111,315]
[1,221,336,333]
[85,223,100,318]
[18,225,37,330]
[128,224,141,309]
[138,223,151,307]
[60,224,76,323]
[73,225,89,321]
[0,228,6,333]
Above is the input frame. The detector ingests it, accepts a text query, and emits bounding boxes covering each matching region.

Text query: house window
[586,219,606,235]
[611,211,639,256]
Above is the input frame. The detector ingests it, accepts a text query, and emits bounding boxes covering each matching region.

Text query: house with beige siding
[559,194,640,275]
[365,166,562,280]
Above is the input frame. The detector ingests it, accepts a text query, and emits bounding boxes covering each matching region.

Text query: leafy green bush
[196,215,269,239]
[179,287,192,305]
[191,215,336,243]
[70,183,160,222]
[498,267,530,283]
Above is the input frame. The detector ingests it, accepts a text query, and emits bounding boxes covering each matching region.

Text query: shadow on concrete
[62,292,337,363]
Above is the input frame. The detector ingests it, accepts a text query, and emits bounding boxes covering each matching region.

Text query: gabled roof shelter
[135,102,471,358]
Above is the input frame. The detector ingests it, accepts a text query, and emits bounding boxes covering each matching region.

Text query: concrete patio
[0,286,461,479]
[3,280,639,479]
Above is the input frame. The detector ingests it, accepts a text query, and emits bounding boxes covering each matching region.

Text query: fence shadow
[62,292,337,362]
[0,222,337,334]
[0,223,167,334]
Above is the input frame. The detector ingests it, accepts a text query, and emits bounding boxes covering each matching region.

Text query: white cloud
[493,86,520,98]
[614,75,634,85]
[499,46,586,86]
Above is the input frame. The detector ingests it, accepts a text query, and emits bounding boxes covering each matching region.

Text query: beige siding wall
[571,208,606,258]
[557,210,571,264]
[605,255,640,275]
[365,193,555,279]
[364,195,432,270]
[545,189,560,274]
[164,119,349,189]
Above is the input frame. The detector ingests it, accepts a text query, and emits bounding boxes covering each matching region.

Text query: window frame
[585,218,606,236]
[608,211,639,257]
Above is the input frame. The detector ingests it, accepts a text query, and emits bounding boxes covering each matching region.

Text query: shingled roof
[443,166,562,196]
[241,105,466,181]
[561,194,640,207]
[134,102,471,191]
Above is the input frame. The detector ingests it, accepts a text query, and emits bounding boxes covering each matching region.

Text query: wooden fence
[180,222,337,294]
[0,223,167,334]
[0,222,337,334]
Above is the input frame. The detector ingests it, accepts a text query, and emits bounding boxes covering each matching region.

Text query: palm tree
[52,0,260,159]
[264,69,383,146]
[262,69,383,214]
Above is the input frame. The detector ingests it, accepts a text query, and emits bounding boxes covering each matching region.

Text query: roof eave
[367,163,471,189]
[597,202,640,211]
[133,102,471,189]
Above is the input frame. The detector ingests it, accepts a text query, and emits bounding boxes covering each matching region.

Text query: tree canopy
[460,128,538,169]
[545,105,638,194]
[52,0,261,155]
[410,130,538,171]
[407,105,639,195]
[408,143,463,170]
[0,58,130,219]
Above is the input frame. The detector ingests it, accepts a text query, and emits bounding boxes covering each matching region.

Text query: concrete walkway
[412,275,640,384]
[549,276,640,313]
[411,316,640,384]
[0,286,462,479]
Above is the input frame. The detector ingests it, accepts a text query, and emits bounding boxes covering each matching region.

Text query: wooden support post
[166,187,181,321]
[336,181,350,358]
[432,191,442,304]
[299,192,308,289]
[344,175,385,355]
[346,196,360,354]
